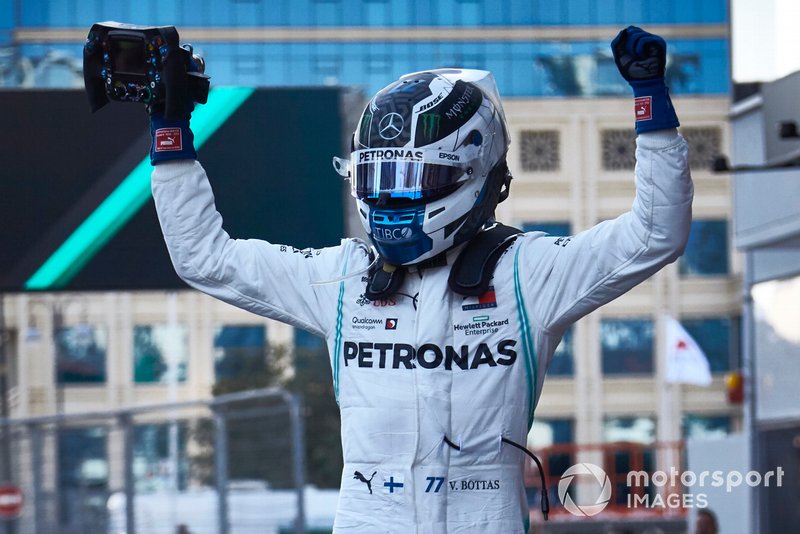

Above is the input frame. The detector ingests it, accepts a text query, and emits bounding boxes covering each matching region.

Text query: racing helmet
[335,69,512,266]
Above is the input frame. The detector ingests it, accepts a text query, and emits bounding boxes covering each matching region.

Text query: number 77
[425,476,445,493]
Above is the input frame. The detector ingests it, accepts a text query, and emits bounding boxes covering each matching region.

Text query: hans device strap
[365,224,522,300]
[448,223,522,296]
[365,257,406,301]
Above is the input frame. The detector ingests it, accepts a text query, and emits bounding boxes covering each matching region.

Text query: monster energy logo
[359,112,373,144]
[419,113,441,142]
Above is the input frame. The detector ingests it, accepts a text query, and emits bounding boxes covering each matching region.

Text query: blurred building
[727,71,800,534]
[2,0,729,96]
[0,0,739,529]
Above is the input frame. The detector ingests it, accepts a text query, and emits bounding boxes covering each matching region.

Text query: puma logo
[353,470,377,494]
[154,128,182,152]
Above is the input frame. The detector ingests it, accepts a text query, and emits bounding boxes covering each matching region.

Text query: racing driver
[148,26,692,533]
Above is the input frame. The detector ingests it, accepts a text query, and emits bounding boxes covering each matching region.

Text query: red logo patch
[634,96,652,122]
[461,287,498,311]
[385,318,398,330]
[155,128,183,152]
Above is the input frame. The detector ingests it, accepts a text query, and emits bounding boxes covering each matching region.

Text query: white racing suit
[152,129,692,533]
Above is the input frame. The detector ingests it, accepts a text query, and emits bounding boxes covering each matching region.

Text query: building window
[56,325,106,384]
[595,56,627,95]
[3,329,18,391]
[133,325,188,384]
[604,416,656,444]
[682,414,731,440]
[363,0,390,26]
[601,318,654,375]
[603,416,657,505]
[679,219,729,276]
[313,0,342,26]
[362,1,389,26]
[455,0,482,26]
[234,54,264,76]
[681,317,739,372]
[293,328,327,379]
[519,130,560,172]
[314,55,340,77]
[535,54,583,96]
[530,418,574,449]
[549,327,574,376]
[214,325,267,382]
[521,221,570,236]
[294,328,325,350]
[58,427,108,529]
[601,128,636,171]
[453,53,485,71]
[133,422,189,491]
[666,52,702,93]
[365,54,391,74]
[681,127,722,170]
[528,418,574,510]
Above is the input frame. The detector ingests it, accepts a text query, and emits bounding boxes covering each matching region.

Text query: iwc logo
[558,463,612,517]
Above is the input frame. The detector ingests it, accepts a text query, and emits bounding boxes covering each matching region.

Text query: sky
[732,0,800,82]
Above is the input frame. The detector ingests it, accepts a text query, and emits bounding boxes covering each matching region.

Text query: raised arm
[151,160,369,336]
[519,129,691,333]
[518,27,692,334]
[143,50,368,337]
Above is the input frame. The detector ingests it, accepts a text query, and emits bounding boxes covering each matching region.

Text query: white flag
[664,316,712,386]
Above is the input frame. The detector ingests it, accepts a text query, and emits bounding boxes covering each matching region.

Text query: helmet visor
[351,149,469,201]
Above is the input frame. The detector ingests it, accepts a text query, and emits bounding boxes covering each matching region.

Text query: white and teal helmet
[335,69,512,266]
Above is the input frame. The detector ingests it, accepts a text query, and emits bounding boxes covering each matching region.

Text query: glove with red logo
[612,26,679,134]
[148,48,198,165]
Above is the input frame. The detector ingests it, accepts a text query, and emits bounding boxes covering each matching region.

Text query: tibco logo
[373,227,412,241]
[558,463,612,517]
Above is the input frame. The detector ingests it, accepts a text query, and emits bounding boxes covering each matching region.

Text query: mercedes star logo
[378,112,405,140]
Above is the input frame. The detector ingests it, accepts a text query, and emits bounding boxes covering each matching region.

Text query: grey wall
[686,433,751,534]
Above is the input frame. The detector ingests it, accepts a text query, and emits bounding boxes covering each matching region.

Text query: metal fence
[0,388,311,534]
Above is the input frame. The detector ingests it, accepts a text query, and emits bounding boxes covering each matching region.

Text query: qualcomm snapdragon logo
[557,463,612,517]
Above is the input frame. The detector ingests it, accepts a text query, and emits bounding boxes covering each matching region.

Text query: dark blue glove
[149,112,196,165]
[612,26,679,134]
[149,48,198,165]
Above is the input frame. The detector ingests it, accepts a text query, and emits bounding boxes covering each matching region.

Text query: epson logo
[373,227,412,241]
[358,149,424,163]
[343,340,517,370]
[439,152,460,162]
